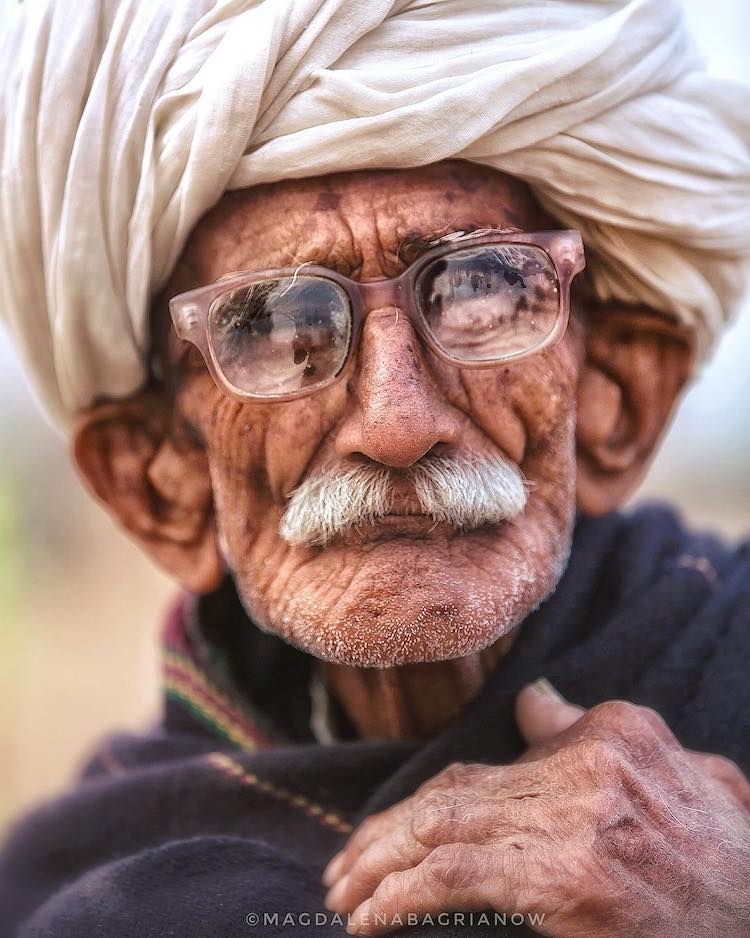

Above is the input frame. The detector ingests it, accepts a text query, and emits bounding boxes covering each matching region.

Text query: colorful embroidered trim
[164,648,274,752]
[207,752,353,835]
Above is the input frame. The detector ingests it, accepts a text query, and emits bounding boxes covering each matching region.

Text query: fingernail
[324,874,349,911]
[323,851,345,887]
[531,677,567,702]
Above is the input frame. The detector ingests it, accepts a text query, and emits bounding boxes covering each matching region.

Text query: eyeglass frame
[168,228,586,403]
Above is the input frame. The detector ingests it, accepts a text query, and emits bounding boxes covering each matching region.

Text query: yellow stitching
[207,752,353,834]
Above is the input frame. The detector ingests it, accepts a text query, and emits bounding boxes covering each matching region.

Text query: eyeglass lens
[208,243,560,398]
[416,244,559,361]
[210,277,352,397]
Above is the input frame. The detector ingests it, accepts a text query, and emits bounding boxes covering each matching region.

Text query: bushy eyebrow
[396,224,522,265]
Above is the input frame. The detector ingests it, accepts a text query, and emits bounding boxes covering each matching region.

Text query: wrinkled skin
[161,163,581,670]
[324,687,750,937]
[73,161,750,934]
[76,163,692,705]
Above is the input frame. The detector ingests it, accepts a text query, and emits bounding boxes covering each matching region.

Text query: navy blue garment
[1,505,748,938]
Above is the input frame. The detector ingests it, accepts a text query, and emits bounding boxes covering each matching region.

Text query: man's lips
[282,465,519,548]
[367,513,439,532]
[337,513,454,545]
[348,479,438,541]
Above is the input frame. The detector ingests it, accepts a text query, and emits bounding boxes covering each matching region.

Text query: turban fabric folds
[1,0,749,428]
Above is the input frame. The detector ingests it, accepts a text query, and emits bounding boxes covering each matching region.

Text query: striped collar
[161,595,282,751]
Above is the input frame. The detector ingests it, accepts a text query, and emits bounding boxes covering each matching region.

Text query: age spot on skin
[403,344,424,377]
[450,166,483,194]
[315,191,342,212]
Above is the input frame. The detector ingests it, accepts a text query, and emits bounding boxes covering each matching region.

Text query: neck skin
[322,632,518,740]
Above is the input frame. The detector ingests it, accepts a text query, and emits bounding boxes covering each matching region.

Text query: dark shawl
[1,504,748,938]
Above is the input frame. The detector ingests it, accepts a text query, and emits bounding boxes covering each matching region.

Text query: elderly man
[1,0,749,936]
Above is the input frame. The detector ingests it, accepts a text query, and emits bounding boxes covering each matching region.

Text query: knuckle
[586,700,667,738]
[423,844,477,893]
[584,699,634,730]
[374,869,405,906]
[411,789,467,848]
[629,704,671,740]
[410,803,446,850]
[583,701,673,763]
[573,736,621,779]
[436,761,473,789]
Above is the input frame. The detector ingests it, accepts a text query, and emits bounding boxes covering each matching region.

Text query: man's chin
[293,604,522,668]
[241,556,536,669]
[232,511,573,668]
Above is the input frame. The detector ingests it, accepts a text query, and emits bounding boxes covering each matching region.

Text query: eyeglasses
[169,229,585,402]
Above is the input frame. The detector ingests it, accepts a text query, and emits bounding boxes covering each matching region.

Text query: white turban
[1,0,749,429]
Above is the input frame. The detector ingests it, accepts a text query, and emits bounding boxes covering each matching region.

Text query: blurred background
[1,0,749,833]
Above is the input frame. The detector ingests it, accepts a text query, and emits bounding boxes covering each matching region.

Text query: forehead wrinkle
[188,191,538,288]
[244,220,502,280]
[245,204,367,277]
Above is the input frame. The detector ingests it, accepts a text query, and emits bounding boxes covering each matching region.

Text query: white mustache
[279,454,528,548]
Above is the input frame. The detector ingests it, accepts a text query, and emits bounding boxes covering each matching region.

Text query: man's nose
[334,306,462,468]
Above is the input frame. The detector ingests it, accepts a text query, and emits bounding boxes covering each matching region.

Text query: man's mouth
[279,452,528,549]
[336,512,458,545]
[334,482,453,543]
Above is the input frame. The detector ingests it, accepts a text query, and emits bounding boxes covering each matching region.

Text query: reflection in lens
[209,276,351,396]
[416,244,560,361]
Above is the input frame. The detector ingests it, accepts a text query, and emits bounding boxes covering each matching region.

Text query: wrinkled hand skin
[323,688,750,937]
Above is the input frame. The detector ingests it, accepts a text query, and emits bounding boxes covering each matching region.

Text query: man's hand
[323,681,750,936]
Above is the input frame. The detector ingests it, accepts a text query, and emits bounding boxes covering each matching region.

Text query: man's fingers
[515,679,585,747]
[323,763,502,886]
[345,844,515,936]
[326,823,431,913]
[326,791,531,914]
[325,761,543,896]
[323,800,415,886]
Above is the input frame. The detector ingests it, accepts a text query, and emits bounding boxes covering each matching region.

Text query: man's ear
[575,304,695,516]
[71,387,224,593]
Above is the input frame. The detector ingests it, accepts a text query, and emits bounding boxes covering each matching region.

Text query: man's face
[165,162,584,667]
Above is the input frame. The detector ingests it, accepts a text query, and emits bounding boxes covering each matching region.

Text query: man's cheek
[458,371,526,464]
[263,408,337,497]
[460,369,562,466]
[513,356,579,454]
